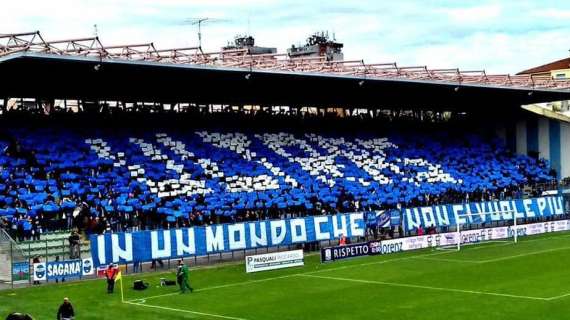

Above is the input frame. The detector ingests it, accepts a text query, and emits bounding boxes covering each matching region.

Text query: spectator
[31,256,40,285]
[68,231,80,259]
[56,297,74,320]
[339,233,347,246]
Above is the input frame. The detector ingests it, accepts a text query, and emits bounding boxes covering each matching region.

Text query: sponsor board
[322,219,570,263]
[33,258,94,281]
[245,250,304,273]
[12,262,30,281]
[321,242,374,263]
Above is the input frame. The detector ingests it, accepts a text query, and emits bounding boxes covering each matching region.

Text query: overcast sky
[2,0,570,74]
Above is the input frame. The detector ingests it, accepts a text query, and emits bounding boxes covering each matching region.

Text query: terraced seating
[16,231,90,259]
[0,128,552,224]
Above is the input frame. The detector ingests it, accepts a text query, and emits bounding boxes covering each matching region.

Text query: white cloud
[535,9,570,19]
[441,4,502,24]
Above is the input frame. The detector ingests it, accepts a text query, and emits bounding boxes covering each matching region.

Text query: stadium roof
[1,31,570,111]
[517,57,570,75]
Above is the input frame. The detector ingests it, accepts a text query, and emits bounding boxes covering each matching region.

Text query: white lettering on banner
[332,215,348,238]
[228,223,246,250]
[554,197,564,215]
[499,201,513,220]
[206,225,225,252]
[512,200,526,219]
[97,235,107,265]
[421,207,436,227]
[452,205,466,225]
[537,198,547,216]
[245,250,304,273]
[434,206,450,226]
[151,230,172,259]
[473,203,486,222]
[270,220,287,245]
[111,233,133,262]
[249,222,267,247]
[175,228,196,256]
[464,206,474,223]
[405,208,421,230]
[523,199,535,218]
[349,213,365,237]
[314,216,331,240]
[491,202,499,219]
[290,219,307,243]
[48,261,81,277]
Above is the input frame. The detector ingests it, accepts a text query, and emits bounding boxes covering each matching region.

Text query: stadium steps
[0,246,11,282]
[16,231,91,260]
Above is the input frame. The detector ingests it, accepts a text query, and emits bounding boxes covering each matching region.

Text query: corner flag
[115,270,122,282]
[115,270,124,302]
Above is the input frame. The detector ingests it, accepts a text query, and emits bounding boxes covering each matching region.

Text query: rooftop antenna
[182,17,227,52]
[93,24,98,38]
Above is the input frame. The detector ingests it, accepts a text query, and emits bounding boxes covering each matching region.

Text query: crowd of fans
[0,110,558,242]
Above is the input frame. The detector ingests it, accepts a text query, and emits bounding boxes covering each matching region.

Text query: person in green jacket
[176,259,193,293]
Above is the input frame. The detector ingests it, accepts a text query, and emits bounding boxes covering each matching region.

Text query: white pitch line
[300,274,549,301]
[478,246,570,263]
[411,256,480,264]
[124,301,249,320]
[546,292,570,301]
[128,249,458,302]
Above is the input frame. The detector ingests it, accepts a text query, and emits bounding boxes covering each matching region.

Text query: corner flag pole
[120,275,125,302]
[120,277,124,302]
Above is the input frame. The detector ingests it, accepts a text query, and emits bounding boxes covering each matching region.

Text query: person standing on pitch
[105,264,118,293]
[56,297,75,320]
[176,259,193,293]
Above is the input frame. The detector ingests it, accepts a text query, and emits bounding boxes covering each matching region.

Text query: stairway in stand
[0,243,12,283]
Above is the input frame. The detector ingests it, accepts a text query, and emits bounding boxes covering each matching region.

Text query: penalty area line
[300,274,549,301]
[123,300,249,320]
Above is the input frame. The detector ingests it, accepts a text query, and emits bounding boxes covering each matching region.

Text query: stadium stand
[0,111,554,241]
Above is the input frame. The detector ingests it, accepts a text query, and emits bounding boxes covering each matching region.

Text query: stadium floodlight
[436,210,518,251]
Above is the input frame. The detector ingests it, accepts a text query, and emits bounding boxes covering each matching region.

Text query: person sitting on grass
[56,297,75,320]
[176,259,193,294]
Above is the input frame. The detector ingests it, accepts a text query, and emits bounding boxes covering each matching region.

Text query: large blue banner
[90,213,365,267]
[404,196,565,232]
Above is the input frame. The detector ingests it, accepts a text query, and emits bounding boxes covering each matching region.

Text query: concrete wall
[560,122,570,178]
[538,118,550,161]
[504,116,567,178]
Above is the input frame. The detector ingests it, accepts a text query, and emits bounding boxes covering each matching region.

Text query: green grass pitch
[2,231,570,319]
